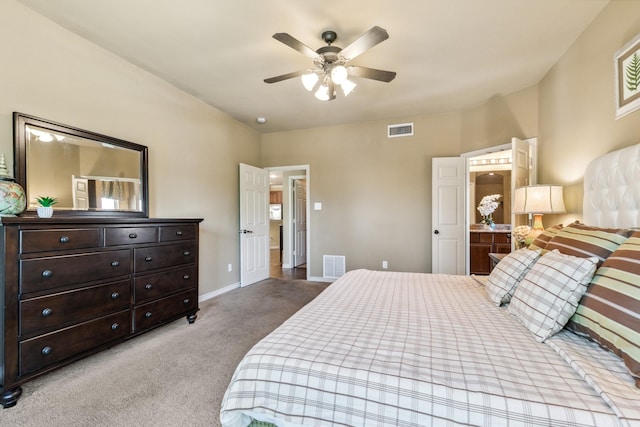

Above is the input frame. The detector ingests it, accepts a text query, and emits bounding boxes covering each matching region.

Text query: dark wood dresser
[0,217,202,407]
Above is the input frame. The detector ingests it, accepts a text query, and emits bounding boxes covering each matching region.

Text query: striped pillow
[509,250,598,342]
[528,224,563,252]
[568,231,640,387]
[544,222,632,267]
[485,248,541,306]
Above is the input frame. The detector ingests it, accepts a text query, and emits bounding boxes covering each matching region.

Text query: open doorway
[267,166,309,280]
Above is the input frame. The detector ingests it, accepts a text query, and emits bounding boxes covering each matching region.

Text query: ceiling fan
[264,26,396,101]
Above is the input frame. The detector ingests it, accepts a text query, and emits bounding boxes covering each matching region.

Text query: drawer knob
[145,256,152,262]
[145,311,152,318]
[183,298,190,305]
[111,292,120,299]
[175,231,183,236]
[41,346,53,356]
[111,261,120,268]
[183,251,190,256]
[111,323,120,330]
[129,233,137,239]
[41,308,53,317]
[145,283,153,290]
[183,274,190,280]
[41,270,53,278]
[59,236,70,244]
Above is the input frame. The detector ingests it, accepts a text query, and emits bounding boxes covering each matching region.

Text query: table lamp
[513,185,566,241]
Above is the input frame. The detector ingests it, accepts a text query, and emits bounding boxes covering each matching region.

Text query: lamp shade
[513,185,566,214]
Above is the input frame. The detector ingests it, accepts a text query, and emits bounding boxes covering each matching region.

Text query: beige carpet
[0,278,328,427]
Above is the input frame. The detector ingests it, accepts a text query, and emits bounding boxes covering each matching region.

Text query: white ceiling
[17,0,608,133]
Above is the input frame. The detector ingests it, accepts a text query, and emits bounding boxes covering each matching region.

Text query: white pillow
[485,248,541,306]
[508,250,598,342]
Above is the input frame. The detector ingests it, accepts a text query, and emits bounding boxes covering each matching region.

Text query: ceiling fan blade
[348,66,396,82]
[272,33,321,60]
[339,26,389,61]
[264,70,307,84]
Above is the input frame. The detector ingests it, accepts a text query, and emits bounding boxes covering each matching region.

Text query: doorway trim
[461,143,513,275]
[266,164,310,280]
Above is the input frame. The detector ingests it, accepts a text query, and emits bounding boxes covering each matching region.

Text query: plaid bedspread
[220,269,629,427]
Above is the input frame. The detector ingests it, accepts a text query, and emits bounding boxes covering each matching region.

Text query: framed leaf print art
[615,33,640,119]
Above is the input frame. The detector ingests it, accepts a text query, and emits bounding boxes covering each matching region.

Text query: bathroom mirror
[14,112,149,217]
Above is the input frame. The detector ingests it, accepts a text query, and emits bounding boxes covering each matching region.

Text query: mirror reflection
[26,124,141,211]
[14,113,148,217]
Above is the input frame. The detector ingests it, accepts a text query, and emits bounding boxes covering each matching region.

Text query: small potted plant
[35,196,57,218]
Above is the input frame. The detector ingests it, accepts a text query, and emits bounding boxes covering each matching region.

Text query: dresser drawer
[20,310,130,375]
[134,242,196,273]
[159,224,196,242]
[20,280,131,336]
[104,226,157,246]
[20,228,101,253]
[133,290,197,333]
[134,266,196,303]
[20,250,131,294]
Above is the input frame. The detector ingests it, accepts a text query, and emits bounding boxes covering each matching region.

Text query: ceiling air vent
[387,122,414,138]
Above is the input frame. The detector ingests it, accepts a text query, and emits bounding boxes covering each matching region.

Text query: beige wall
[262,86,538,276]
[461,85,539,152]
[538,0,640,227]
[0,1,260,295]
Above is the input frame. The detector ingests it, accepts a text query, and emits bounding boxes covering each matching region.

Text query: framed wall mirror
[13,112,149,217]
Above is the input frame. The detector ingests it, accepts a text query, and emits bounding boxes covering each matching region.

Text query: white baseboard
[308,276,334,283]
[199,281,240,302]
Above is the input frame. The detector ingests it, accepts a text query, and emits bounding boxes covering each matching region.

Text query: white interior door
[511,137,537,230]
[292,178,307,267]
[71,175,88,210]
[432,157,466,274]
[239,163,269,286]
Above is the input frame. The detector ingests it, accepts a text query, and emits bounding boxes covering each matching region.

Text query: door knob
[434,230,440,235]
[239,229,254,234]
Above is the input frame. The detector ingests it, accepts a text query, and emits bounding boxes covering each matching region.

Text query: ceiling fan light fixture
[330,65,348,85]
[301,72,319,91]
[340,79,357,96]
[314,84,331,101]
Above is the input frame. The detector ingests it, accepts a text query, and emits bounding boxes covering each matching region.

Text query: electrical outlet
[382,260,388,269]
[227,263,232,272]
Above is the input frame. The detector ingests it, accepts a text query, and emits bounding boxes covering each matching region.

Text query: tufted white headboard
[583,143,640,228]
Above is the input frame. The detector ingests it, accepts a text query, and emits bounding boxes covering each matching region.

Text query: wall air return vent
[323,255,346,279]
[387,122,414,138]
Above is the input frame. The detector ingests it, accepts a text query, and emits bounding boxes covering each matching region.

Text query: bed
[220,144,640,427]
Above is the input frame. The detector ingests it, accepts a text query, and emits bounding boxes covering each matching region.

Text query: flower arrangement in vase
[35,196,57,218]
[513,225,532,249]
[477,194,502,228]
